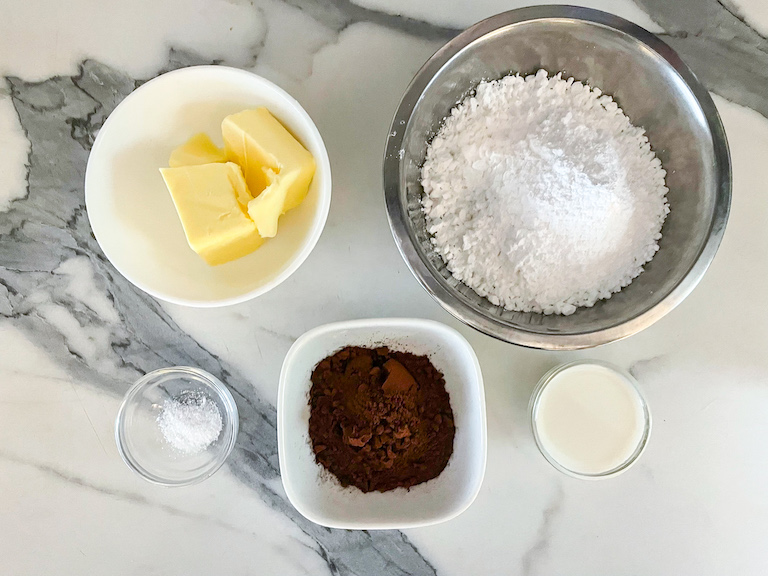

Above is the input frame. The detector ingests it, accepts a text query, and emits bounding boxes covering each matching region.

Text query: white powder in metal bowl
[421,70,669,315]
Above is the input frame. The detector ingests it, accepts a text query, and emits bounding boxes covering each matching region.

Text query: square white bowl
[278,318,487,530]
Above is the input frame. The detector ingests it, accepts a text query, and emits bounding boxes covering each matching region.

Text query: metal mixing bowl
[384,6,731,350]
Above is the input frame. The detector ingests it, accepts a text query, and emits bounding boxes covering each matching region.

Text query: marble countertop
[2,0,768,574]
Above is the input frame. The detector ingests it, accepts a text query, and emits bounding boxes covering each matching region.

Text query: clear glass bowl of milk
[529,360,651,479]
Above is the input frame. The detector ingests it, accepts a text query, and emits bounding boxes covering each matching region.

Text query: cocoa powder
[308,346,455,493]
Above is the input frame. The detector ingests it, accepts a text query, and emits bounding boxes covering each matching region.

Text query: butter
[168,133,227,168]
[160,162,263,266]
[221,107,316,238]
[169,133,251,207]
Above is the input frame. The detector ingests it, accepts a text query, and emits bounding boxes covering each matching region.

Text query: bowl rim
[115,365,240,486]
[277,317,488,529]
[85,65,332,308]
[383,5,732,350]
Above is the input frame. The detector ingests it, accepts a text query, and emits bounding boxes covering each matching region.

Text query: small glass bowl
[529,360,651,480]
[115,366,239,486]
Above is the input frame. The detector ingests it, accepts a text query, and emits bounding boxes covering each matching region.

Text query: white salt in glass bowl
[384,6,731,349]
[115,366,239,486]
[86,66,332,307]
[278,318,487,530]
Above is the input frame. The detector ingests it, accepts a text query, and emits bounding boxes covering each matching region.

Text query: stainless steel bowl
[384,6,731,350]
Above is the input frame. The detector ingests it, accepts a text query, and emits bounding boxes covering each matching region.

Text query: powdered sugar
[421,70,669,315]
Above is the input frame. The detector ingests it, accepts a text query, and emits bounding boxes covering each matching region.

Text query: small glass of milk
[529,361,651,479]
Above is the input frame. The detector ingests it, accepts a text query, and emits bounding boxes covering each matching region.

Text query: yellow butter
[221,107,316,238]
[160,162,263,266]
[168,133,227,168]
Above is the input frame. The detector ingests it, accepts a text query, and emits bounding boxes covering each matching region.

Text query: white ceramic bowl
[85,66,332,307]
[278,318,487,530]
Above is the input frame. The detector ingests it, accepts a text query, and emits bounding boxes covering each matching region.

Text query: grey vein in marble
[520,485,564,576]
[284,0,457,39]
[629,354,670,380]
[292,0,768,119]
[637,0,768,118]
[1,57,436,576]
[0,449,263,538]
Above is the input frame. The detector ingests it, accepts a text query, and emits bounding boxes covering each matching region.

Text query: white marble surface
[2,0,768,574]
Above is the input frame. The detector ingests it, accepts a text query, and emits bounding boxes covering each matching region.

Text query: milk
[532,362,649,477]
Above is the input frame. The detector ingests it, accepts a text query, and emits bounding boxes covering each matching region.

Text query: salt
[157,389,223,455]
[421,70,669,315]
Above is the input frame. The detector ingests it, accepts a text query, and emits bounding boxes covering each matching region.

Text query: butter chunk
[169,133,227,168]
[160,162,263,266]
[168,133,251,208]
[221,107,316,238]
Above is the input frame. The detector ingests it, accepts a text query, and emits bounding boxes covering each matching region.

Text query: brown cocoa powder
[308,346,455,493]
